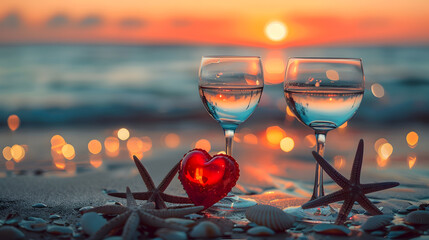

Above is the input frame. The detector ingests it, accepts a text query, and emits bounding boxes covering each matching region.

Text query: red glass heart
[178,149,240,209]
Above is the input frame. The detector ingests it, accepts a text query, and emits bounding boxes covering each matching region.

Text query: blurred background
[0,0,427,186]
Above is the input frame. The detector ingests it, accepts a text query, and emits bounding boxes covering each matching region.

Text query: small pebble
[32,203,48,208]
[247,226,275,236]
[398,209,409,214]
[5,213,21,225]
[53,220,66,226]
[248,222,258,227]
[189,221,222,238]
[0,226,25,240]
[18,219,47,232]
[184,213,203,220]
[49,214,61,220]
[232,227,244,233]
[313,223,351,236]
[47,225,73,235]
[387,230,419,239]
[81,212,107,236]
[406,205,419,212]
[78,206,94,213]
[419,203,429,211]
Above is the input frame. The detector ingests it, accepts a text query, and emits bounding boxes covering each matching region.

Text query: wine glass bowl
[198,56,263,210]
[284,57,365,201]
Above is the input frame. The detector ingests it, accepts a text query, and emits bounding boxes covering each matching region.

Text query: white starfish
[83,187,203,240]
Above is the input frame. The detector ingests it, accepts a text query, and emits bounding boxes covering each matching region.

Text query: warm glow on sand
[104,137,120,153]
[11,144,25,162]
[280,137,294,152]
[88,139,102,154]
[406,131,418,148]
[266,126,286,145]
[117,128,130,141]
[7,114,20,132]
[90,155,103,168]
[195,139,211,152]
[6,161,14,171]
[3,146,12,161]
[265,21,288,42]
[62,144,75,160]
[243,133,258,145]
[165,133,180,148]
[408,154,417,169]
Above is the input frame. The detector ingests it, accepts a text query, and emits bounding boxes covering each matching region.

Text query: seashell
[18,218,47,232]
[0,226,25,240]
[4,213,21,226]
[405,210,429,225]
[370,230,386,236]
[189,221,222,238]
[32,203,48,208]
[313,224,351,236]
[361,214,393,231]
[155,228,187,240]
[165,218,195,227]
[47,225,73,235]
[49,214,61,220]
[80,212,107,236]
[247,226,275,236]
[245,204,294,231]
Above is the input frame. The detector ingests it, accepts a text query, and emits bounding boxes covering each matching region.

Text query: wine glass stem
[224,128,236,156]
[311,131,327,200]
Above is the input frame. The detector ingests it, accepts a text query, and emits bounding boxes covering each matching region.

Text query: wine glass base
[208,195,257,212]
[283,205,339,223]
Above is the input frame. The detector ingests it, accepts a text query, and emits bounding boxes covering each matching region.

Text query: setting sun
[265,21,288,42]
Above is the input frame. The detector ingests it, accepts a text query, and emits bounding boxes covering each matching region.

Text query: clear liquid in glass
[285,88,363,131]
[199,86,263,130]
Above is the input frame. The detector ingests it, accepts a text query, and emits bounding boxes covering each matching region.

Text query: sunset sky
[1,0,428,46]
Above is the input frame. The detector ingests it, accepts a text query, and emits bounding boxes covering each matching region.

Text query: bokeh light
[7,114,20,132]
[243,133,258,145]
[379,143,393,160]
[165,133,180,148]
[104,137,120,153]
[88,139,102,154]
[117,128,130,141]
[266,126,286,145]
[195,139,211,152]
[62,144,75,160]
[141,137,152,152]
[371,83,385,98]
[51,135,66,154]
[54,158,66,170]
[286,106,295,117]
[406,131,418,148]
[280,137,294,152]
[2,146,12,161]
[11,144,25,162]
[374,138,388,153]
[377,156,388,168]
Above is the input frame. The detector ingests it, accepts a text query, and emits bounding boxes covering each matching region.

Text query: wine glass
[199,56,264,210]
[284,58,364,219]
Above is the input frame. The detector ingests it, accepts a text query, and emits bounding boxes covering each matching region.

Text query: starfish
[83,187,204,240]
[109,156,193,209]
[302,139,399,225]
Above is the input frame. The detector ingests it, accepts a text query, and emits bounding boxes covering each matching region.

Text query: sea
[0,45,428,127]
